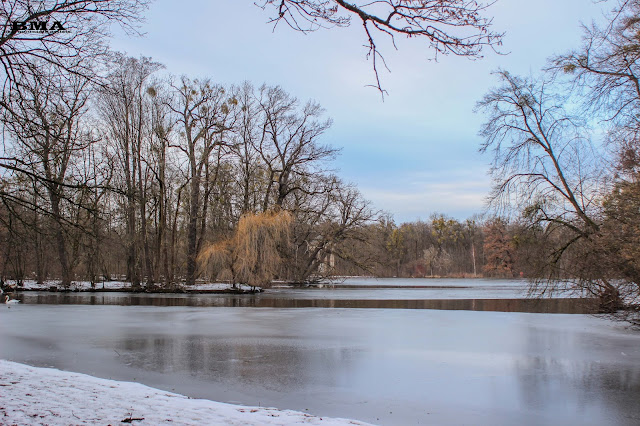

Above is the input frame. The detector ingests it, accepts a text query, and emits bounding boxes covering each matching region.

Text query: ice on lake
[1,278,638,425]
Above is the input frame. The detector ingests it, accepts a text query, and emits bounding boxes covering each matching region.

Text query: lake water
[1,278,639,425]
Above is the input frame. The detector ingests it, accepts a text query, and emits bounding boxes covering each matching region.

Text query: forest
[0,1,639,319]
[0,55,520,288]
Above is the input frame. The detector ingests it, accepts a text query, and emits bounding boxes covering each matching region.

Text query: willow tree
[199,210,292,288]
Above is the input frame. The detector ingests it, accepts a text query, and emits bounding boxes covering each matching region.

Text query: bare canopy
[261,0,503,94]
[0,0,150,87]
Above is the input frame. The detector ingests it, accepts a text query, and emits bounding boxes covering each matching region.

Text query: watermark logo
[11,20,70,34]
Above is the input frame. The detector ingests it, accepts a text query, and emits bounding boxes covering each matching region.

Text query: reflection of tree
[114,334,356,392]
[514,325,640,423]
[20,292,602,313]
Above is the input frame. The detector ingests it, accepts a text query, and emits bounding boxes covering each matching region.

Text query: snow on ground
[4,280,135,291]
[190,283,257,291]
[3,280,258,292]
[0,360,371,425]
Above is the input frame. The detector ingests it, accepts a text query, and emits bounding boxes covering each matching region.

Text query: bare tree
[463,218,480,276]
[146,80,178,287]
[549,0,640,134]
[478,71,602,232]
[254,84,337,211]
[0,0,149,88]
[261,0,502,93]
[287,178,377,282]
[77,141,112,286]
[0,1,151,286]
[229,82,265,215]
[482,217,513,277]
[99,54,163,287]
[386,226,404,277]
[168,77,237,286]
[1,63,96,287]
[476,70,619,304]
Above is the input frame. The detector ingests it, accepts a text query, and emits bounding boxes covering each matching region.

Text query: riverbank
[0,360,371,425]
[0,277,503,294]
[1,280,261,294]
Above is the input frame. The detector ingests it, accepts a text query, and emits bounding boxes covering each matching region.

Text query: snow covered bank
[2,280,259,293]
[0,360,371,425]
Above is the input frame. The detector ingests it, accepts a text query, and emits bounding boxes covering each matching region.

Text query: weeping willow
[199,210,293,287]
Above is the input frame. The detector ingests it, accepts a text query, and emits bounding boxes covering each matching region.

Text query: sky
[110,0,610,224]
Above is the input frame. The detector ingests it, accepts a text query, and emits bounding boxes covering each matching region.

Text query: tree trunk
[138,161,153,286]
[49,189,72,287]
[186,175,200,286]
[169,186,183,287]
[471,242,477,277]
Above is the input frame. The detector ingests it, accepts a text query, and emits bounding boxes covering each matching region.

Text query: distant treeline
[328,215,549,279]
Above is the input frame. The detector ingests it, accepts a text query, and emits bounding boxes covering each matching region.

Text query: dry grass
[199,210,293,287]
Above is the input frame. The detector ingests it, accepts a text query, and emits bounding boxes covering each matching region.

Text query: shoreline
[3,287,263,294]
[1,276,523,295]
[0,359,372,425]
[1,280,263,295]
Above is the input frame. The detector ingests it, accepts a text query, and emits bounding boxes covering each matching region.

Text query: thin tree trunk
[186,174,200,286]
[169,186,183,287]
[156,156,167,285]
[471,242,477,277]
[32,189,45,284]
[49,190,72,287]
[138,162,153,286]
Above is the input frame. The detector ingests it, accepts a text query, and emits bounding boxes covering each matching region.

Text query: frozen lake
[1,278,639,425]
[7,278,594,313]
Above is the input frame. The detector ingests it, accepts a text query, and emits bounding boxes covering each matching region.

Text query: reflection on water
[1,305,640,425]
[1,279,635,425]
[327,277,526,287]
[18,293,598,313]
[514,324,640,425]
[116,335,355,392]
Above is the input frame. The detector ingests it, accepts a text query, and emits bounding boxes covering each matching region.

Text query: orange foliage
[199,211,292,287]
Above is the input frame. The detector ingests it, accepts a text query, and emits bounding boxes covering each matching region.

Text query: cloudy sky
[110,0,609,223]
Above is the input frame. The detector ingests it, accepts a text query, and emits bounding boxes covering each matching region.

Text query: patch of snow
[190,283,257,291]
[0,360,372,425]
[3,280,260,292]
[4,280,131,290]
